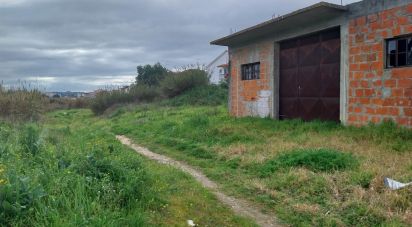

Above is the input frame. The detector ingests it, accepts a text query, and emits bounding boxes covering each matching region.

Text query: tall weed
[19,124,42,155]
[0,172,46,225]
[0,86,47,121]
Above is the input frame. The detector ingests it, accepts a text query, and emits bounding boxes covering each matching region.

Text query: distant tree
[136,63,168,86]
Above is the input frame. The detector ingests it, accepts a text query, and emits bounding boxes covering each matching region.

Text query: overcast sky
[0,0,359,92]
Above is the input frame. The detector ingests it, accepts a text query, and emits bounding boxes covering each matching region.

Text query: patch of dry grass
[233,129,412,225]
[0,85,48,121]
[0,84,89,122]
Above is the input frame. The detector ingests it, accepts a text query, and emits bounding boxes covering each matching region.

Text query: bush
[89,68,214,115]
[0,85,89,121]
[129,84,160,102]
[0,86,48,121]
[259,148,359,176]
[48,97,90,110]
[163,85,228,107]
[160,69,209,98]
[90,86,162,115]
[90,90,135,115]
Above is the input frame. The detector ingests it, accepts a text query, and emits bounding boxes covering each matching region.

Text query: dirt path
[116,135,282,227]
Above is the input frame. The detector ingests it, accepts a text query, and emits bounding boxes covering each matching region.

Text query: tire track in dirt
[116,135,282,227]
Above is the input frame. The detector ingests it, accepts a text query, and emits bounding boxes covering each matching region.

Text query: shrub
[163,85,228,107]
[129,84,160,102]
[48,97,90,110]
[0,84,89,120]
[90,86,161,115]
[0,86,47,121]
[90,90,134,115]
[259,148,359,176]
[89,68,219,115]
[160,69,209,98]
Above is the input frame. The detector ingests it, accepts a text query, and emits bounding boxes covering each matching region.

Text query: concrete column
[340,21,349,125]
[272,42,280,119]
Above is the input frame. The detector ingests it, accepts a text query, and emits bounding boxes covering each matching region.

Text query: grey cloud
[0,0,358,91]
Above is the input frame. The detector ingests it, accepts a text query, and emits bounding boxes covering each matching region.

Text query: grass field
[107,104,412,226]
[0,109,255,226]
[2,83,411,226]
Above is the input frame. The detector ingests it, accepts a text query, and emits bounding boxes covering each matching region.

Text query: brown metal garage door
[279,27,340,122]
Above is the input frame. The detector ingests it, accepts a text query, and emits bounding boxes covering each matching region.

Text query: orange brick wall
[348,4,412,128]
[229,40,272,117]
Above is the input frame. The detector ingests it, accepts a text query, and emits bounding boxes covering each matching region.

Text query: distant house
[120,85,130,92]
[206,50,229,84]
[211,0,412,128]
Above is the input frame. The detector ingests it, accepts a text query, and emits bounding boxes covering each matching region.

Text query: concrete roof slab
[211,2,348,47]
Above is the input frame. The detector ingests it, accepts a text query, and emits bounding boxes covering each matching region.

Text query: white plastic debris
[187,220,196,227]
[384,178,412,190]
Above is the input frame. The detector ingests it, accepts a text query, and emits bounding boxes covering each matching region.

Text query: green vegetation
[160,69,209,97]
[341,202,386,226]
[90,89,136,115]
[136,63,168,87]
[0,84,89,121]
[259,148,359,176]
[90,63,212,115]
[161,84,228,107]
[0,85,48,121]
[0,110,255,226]
[2,82,411,226]
[107,98,412,226]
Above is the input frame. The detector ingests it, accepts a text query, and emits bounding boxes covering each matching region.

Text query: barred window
[386,37,412,68]
[241,62,260,80]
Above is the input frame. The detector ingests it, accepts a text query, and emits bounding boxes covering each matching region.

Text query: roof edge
[211,1,348,46]
[206,50,228,68]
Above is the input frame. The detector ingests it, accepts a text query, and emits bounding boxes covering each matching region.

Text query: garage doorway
[279,27,341,122]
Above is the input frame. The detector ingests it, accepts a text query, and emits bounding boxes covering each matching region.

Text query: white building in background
[206,50,228,84]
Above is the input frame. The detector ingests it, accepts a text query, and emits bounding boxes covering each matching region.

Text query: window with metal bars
[386,37,412,68]
[241,62,260,80]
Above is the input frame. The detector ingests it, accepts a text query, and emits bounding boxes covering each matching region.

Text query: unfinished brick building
[211,0,412,128]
